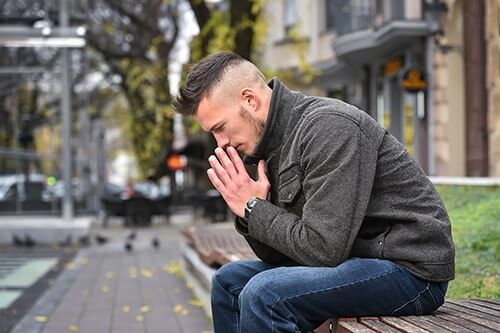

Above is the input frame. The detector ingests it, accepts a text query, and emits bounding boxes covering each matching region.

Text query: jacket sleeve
[246,113,377,267]
[234,217,298,265]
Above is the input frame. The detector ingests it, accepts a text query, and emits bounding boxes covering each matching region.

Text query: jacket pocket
[279,172,301,204]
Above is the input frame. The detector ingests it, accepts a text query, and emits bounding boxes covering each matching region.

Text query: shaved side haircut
[173,52,266,116]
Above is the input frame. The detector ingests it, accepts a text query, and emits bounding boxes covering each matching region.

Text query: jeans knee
[238,274,275,310]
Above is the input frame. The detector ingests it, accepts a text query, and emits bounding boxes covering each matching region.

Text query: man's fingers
[207,168,228,196]
[208,155,232,185]
[227,146,246,174]
[214,147,238,177]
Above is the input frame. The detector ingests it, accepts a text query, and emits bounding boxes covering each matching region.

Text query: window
[284,0,296,34]
[325,0,336,30]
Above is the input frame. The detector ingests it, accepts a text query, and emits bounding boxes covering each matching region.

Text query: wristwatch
[244,197,261,221]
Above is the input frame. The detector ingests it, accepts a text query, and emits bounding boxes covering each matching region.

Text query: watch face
[248,198,259,209]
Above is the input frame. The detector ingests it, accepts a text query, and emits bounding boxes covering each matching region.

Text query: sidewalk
[11,222,213,333]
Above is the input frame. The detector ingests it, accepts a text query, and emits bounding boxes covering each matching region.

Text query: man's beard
[239,106,265,148]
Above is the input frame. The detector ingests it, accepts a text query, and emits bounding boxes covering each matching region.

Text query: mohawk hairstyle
[173,52,246,116]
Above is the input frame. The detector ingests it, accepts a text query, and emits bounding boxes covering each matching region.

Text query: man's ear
[241,88,260,112]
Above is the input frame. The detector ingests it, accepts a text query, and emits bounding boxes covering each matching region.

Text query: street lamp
[423,0,448,34]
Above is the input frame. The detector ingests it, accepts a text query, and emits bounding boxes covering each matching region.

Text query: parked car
[100,181,171,226]
[0,174,51,213]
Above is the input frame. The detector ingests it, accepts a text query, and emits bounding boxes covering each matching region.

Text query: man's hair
[173,52,247,116]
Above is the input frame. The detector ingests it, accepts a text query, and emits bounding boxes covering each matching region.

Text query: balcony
[332,0,431,63]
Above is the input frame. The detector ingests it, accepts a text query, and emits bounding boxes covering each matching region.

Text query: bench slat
[417,314,477,333]
[398,316,456,332]
[440,304,500,331]
[359,318,405,333]
[432,310,497,333]
[465,300,500,313]
[336,320,379,333]
[380,317,432,333]
[444,302,500,324]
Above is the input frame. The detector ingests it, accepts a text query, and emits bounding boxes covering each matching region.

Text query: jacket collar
[245,78,298,164]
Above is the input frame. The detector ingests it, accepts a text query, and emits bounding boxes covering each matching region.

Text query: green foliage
[285,25,320,84]
[436,185,500,299]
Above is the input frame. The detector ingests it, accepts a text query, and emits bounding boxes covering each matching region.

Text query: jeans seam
[285,265,400,301]
[392,282,430,314]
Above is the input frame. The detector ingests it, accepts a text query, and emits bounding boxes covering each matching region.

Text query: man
[173,52,454,333]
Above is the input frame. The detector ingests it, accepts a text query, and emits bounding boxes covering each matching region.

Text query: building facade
[258,0,499,177]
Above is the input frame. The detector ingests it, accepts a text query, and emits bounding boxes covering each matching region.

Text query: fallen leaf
[34,316,48,322]
[106,272,114,279]
[65,263,77,270]
[174,304,184,313]
[163,261,183,277]
[135,315,144,322]
[140,305,151,313]
[181,309,188,316]
[122,306,131,313]
[188,299,204,308]
[141,269,153,278]
[101,285,110,293]
[68,324,79,331]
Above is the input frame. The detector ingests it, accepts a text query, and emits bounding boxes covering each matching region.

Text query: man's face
[196,96,264,156]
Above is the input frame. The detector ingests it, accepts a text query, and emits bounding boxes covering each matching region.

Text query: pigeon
[78,235,91,247]
[152,237,160,249]
[127,231,137,241]
[12,234,25,247]
[95,234,109,245]
[125,242,133,252]
[24,234,36,248]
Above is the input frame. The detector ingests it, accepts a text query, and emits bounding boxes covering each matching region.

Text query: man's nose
[214,133,230,148]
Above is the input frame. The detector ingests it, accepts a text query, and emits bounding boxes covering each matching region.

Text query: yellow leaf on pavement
[34,316,48,322]
[65,263,77,270]
[68,325,79,331]
[140,305,151,313]
[101,285,110,293]
[106,272,113,279]
[188,299,204,308]
[135,315,144,322]
[122,306,131,313]
[141,269,153,278]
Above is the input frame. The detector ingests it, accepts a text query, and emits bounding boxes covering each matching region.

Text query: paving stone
[30,224,213,333]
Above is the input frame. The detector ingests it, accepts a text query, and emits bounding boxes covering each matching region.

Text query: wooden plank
[421,314,477,333]
[444,302,500,323]
[380,317,432,333]
[399,315,455,332]
[336,321,378,333]
[481,299,500,306]
[359,318,403,333]
[466,300,500,312]
[433,310,497,333]
[440,304,500,331]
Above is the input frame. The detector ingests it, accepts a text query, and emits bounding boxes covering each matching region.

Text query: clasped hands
[207,146,270,218]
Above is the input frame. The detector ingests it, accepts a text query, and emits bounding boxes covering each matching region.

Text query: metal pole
[60,0,73,221]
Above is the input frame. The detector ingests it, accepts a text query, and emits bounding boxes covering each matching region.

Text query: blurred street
[2,217,213,333]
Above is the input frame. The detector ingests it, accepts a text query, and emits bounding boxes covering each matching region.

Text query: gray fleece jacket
[235,78,455,282]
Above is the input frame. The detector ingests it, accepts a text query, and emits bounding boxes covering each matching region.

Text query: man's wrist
[244,197,261,221]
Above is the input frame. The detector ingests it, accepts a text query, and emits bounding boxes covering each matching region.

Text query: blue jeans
[211,258,448,333]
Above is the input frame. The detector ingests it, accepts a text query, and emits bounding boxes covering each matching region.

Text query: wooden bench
[182,224,500,333]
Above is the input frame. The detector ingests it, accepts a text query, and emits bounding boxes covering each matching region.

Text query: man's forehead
[196,96,219,132]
